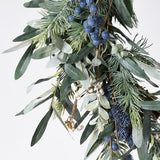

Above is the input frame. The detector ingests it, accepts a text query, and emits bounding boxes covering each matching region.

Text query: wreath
[3,0,160,159]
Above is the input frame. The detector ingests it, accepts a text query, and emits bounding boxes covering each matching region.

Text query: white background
[0,0,160,160]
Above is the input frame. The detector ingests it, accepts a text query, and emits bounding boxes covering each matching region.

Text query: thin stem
[97,0,103,8]
[102,0,114,28]
[115,120,119,145]
[110,136,113,159]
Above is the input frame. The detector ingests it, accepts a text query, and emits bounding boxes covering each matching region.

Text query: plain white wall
[0,0,160,160]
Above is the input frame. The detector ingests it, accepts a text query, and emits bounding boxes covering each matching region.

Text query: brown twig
[97,0,103,8]
[102,0,114,28]
[115,120,119,145]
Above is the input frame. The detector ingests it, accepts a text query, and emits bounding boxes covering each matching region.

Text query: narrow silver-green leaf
[31,107,53,146]
[98,95,110,109]
[64,64,84,81]
[132,124,143,148]
[3,40,32,53]
[85,100,99,111]
[15,43,36,80]
[55,36,72,54]
[32,45,60,59]
[139,101,160,111]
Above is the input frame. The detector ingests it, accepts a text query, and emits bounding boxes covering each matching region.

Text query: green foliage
[5,0,160,160]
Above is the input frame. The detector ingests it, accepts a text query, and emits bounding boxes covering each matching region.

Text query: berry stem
[102,0,114,28]
[115,120,119,145]
[70,98,78,120]
[97,0,103,8]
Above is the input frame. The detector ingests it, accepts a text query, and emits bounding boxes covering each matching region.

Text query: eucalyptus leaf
[99,107,109,121]
[98,95,110,109]
[13,29,39,42]
[67,42,94,64]
[132,124,143,148]
[139,101,160,111]
[46,55,62,68]
[80,112,98,144]
[15,43,36,80]
[64,64,84,81]
[114,0,133,28]
[24,0,45,8]
[81,93,97,111]
[16,87,56,115]
[3,40,32,53]
[92,57,101,66]
[32,46,60,59]
[31,107,53,146]
[136,61,160,81]
[85,100,99,111]
[55,36,72,54]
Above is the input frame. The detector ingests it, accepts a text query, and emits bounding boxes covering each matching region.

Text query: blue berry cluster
[102,83,133,148]
[68,0,109,46]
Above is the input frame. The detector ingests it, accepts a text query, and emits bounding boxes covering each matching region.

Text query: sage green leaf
[99,107,109,121]
[52,101,69,132]
[15,44,36,80]
[92,57,101,66]
[24,0,44,8]
[98,121,115,140]
[13,29,39,42]
[26,69,63,93]
[136,61,160,81]
[55,36,72,54]
[16,94,53,116]
[81,93,97,111]
[2,40,32,53]
[84,130,99,159]
[67,42,94,64]
[46,55,62,68]
[31,107,53,146]
[98,95,110,109]
[80,112,98,144]
[152,90,160,96]
[114,0,133,28]
[120,57,150,81]
[132,124,143,148]
[64,64,84,81]
[124,0,134,16]
[23,25,37,33]
[139,101,160,111]
[32,46,60,59]
[85,100,99,111]
[74,111,90,129]
[16,86,56,115]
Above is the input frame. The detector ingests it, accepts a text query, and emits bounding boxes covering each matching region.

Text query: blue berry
[74,7,81,15]
[112,142,118,151]
[86,0,93,5]
[80,0,87,8]
[90,5,98,13]
[102,31,109,39]
[104,136,110,143]
[68,15,75,22]
[126,134,133,148]
[117,127,128,140]
[94,27,99,33]
[91,32,99,40]
[88,19,96,27]
[98,16,104,24]
[92,39,100,46]
[101,39,107,44]
[92,15,98,23]
[85,26,92,34]
[108,110,113,117]
[83,20,89,28]
[87,14,92,20]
